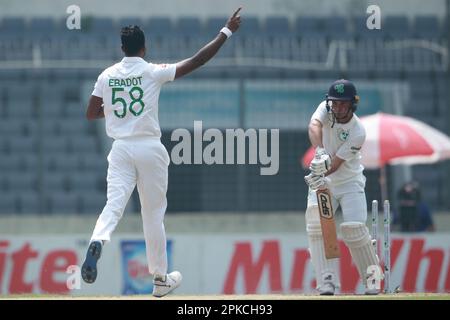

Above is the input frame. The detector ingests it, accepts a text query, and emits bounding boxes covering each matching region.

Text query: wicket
[371,199,391,294]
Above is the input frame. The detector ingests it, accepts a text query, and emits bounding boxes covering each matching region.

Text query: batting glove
[304,173,326,190]
[309,153,331,176]
[315,147,327,157]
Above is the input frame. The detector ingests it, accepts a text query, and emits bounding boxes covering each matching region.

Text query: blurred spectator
[393,181,436,232]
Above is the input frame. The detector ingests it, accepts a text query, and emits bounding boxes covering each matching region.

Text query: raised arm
[174,7,242,79]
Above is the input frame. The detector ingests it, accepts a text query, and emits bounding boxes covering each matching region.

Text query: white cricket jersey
[311,101,366,187]
[92,57,176,139]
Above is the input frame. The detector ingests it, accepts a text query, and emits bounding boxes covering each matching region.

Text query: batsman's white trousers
[305,180,368,290]
[307,180,368,223]
[91,136,170,276]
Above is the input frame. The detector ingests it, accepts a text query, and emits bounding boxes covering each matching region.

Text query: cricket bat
[316,187,340,259]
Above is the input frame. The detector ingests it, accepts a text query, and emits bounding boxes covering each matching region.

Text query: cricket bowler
[81,8,242,297]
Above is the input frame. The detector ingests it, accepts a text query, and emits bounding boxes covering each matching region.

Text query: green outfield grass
[1,293,449,300]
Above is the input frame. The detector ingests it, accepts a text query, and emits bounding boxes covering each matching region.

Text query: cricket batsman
[80,8,242,297]
[304,79,382,295]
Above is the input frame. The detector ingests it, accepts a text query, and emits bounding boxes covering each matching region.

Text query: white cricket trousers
[305,180,368,290]
[306,180,368,223]
[91,136,170,276]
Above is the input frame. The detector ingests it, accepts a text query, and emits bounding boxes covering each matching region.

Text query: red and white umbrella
[301,112,450,201]
[302,112,450,169]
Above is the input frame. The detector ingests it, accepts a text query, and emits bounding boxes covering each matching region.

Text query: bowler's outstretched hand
[226,7,242,32]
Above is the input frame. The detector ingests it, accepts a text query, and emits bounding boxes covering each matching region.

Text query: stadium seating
[265,16,291,37]
[323,16,349,38]
[45,191,79,213]
[144,17,174,39]
[0,14,448,214]
[0,17,26,33]
[80,191,106,214]
[0,15,445,70]
[118,17,144,29]
[295,16,321,36]
[0,192,17,213]
[205,17,228,37]
[383,15,411,39]
[17,192,40,214]
[413,16,441,39]
[29,17,55,35]
[175,17,203,37]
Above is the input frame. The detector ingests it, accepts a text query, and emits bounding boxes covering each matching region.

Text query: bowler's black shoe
[81,241,102,284]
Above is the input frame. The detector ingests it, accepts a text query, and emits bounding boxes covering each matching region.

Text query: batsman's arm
[325,133,365,176]
[308,119,324,148]
[325,155,345,176]
[308,118,345,176]
[86,95,105,120]
[174,7,242,79]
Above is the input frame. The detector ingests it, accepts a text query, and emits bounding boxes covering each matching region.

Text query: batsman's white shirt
[89,57,176,277]
[311,101,366,190]
[307,101,368,222]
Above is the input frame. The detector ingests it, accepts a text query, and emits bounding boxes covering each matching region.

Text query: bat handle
[316,177,327,190]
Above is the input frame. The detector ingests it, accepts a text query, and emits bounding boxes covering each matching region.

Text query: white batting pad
[340,221,381,287]
[306,206,339,289]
